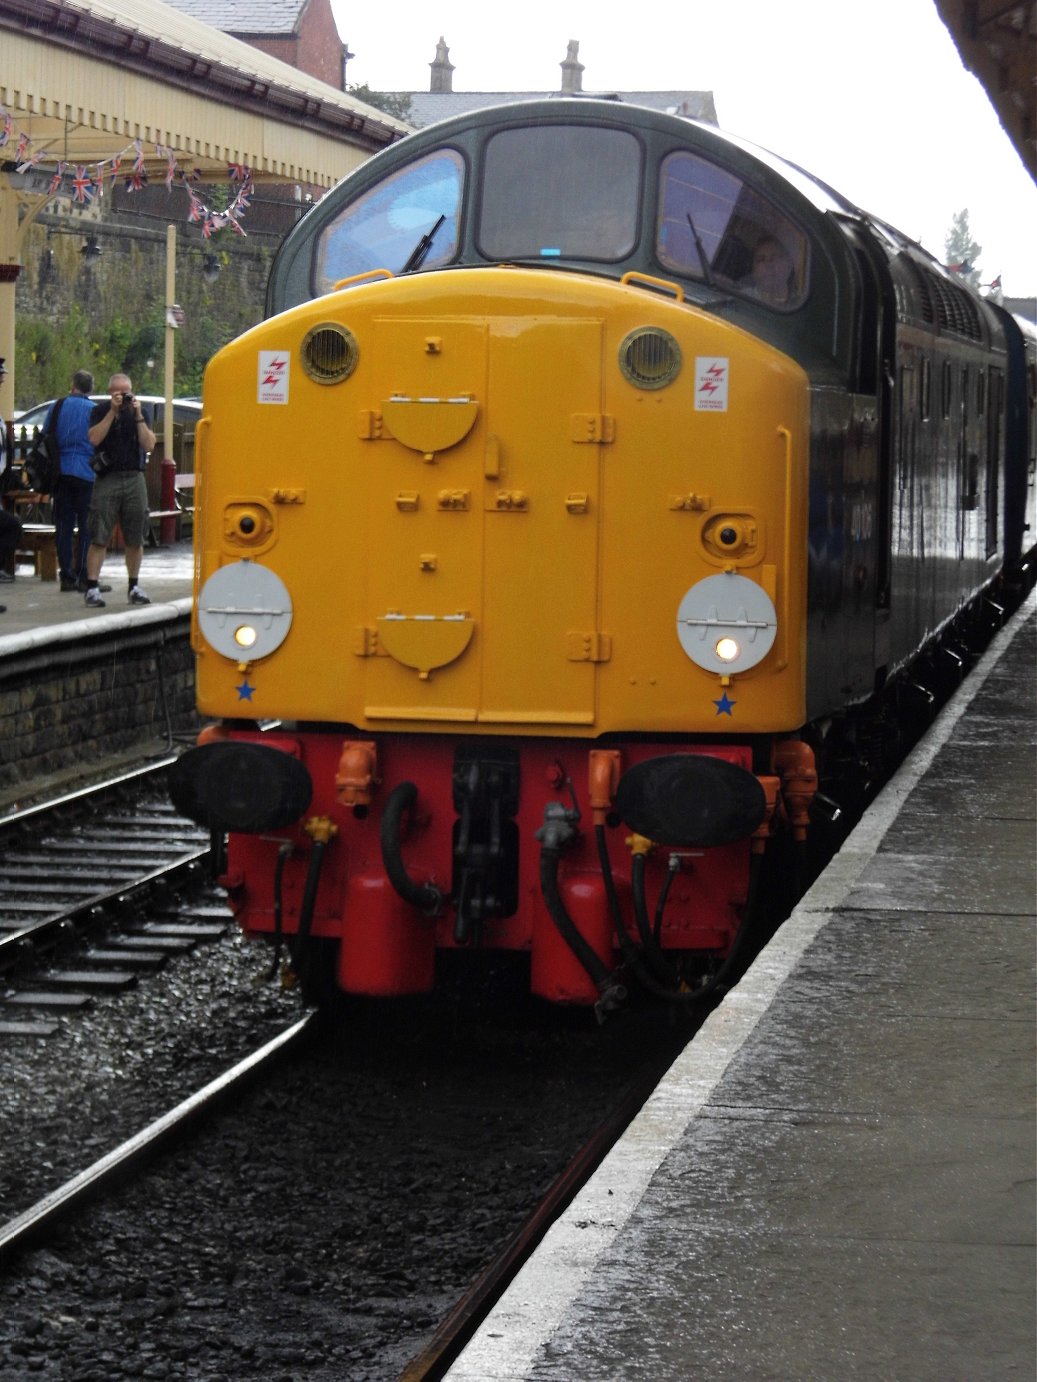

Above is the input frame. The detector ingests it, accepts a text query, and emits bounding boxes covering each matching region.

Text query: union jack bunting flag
[72,166,94,203]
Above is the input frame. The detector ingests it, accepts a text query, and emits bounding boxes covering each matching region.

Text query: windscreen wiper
[401,214,446,273]
[686,213,715,289]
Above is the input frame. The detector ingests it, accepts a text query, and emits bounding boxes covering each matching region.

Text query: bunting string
[0,104,253,239]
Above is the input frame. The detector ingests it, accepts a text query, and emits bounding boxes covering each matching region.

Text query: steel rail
[397,1036,693,1382]
[0,845,210,967]
[0,759,209,971]
[0,1013,316,1269]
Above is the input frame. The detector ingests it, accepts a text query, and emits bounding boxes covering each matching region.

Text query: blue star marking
[236,679,256,702]
[712,691,736,717]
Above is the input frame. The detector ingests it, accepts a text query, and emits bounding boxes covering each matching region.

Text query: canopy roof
[936,0,1036,181]
[0,0,408,185]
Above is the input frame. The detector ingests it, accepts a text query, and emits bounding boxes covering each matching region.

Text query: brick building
[161,0,348,90]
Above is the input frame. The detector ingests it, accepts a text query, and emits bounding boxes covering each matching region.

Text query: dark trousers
[53,475,94,582]
[0,507,22,569]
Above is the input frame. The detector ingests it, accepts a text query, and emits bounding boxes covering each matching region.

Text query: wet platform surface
[0,540,192,646]
[450,594,1036,1380]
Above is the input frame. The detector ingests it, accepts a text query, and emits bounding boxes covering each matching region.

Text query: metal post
[164,223,176,451]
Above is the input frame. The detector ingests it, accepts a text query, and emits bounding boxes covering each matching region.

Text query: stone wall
[0,617,200,796]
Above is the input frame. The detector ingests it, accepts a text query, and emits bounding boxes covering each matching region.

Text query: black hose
[267,840,293,981]
[539,847,614,991]
[595,824,762,1005]
[538,845,627,1021]
[595,824,670,993]
[289,836,329,980]
[654,864,676,943]
[208,824,226,882]
[379,781,444,917]
[631,852,680,986]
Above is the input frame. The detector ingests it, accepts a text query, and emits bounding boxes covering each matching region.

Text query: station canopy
[936,0,1036,182]
[0,0,411,411]
[0,0,409,191]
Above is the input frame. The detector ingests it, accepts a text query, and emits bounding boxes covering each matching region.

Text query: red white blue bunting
[1,105,254,238]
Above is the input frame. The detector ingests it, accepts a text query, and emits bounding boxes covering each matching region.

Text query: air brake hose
[289,836,329,976]
[630,852,680,987]
[380,781,444,917]
[538,844,626,1020]
[595,824,672,994]
[268,840,294,981]
[595,824,762,1004]
[209,825,226,883]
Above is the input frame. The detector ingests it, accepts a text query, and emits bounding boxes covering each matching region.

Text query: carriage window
[314,149,464,292]
[941,359,953,418]
[478,126,640,261]
[657,152,808,308]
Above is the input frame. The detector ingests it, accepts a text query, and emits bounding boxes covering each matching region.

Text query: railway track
[0,974,694,1379]
[0,762,214,1035]
[0,1015,315,1272]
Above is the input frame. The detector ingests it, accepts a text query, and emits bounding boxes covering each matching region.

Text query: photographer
[84,373,157,608]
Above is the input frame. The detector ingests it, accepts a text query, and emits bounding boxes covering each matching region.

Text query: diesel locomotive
[171,99,1036,1011]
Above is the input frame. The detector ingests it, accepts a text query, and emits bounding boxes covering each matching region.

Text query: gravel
[1,921,681,1380]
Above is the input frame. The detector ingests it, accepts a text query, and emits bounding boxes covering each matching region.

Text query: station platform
[450,592,1036,1381]
[0,538,192,646]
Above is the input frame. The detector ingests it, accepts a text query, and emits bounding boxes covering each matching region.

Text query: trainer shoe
[84,587,106,608]
[0,570,14,583]
[60,577,78,592]
[128,585,151,605]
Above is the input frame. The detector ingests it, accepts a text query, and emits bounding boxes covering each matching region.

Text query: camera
[121,392,135,406]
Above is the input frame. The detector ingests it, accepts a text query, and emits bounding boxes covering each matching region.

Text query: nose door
[478,318,606,726]
[359,315,605,729]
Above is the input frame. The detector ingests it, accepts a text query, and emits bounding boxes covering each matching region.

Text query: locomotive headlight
[198,560,294,662]
[677,573,777,674]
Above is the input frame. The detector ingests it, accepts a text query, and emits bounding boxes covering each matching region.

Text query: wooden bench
[15,523,58,581]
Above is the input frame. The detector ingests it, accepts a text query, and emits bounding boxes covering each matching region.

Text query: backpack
[26,395,67,495]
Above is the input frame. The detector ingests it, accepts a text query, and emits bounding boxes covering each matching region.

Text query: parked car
[8,394,200,488]
[13,394,201,444]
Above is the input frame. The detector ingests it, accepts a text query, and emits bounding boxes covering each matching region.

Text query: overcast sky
[331,0,1036,294]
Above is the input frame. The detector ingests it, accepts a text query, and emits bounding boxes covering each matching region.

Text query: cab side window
[657,151,808,308]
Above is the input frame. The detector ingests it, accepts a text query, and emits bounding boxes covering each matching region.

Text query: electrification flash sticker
[694,357,729,412]
[258,351,289,404]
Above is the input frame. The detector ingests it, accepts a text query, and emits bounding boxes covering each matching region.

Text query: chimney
[430,37,454,94]
[560,39,583,94]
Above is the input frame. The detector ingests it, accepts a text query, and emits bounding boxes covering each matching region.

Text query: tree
[348,84,413,123]
[944,209,981,289]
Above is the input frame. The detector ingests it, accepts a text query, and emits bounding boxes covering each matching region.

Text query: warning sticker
[694,357,729,412]
[258,351,289,404]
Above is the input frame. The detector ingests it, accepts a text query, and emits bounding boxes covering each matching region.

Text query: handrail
[620,271,685,303]
[333,267,395,291]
